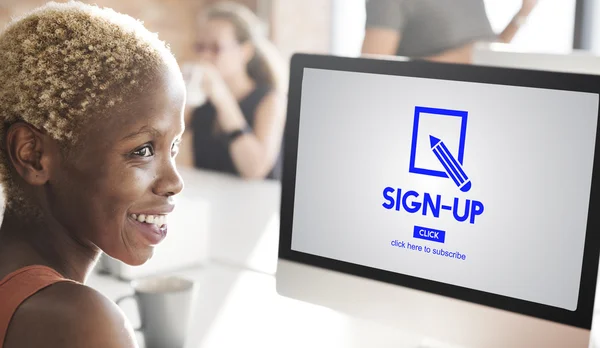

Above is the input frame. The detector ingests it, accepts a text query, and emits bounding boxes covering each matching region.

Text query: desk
[88,261,600,348]
[88,262,435,348]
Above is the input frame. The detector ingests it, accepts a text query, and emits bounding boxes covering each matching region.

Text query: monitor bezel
[278,53,600,330]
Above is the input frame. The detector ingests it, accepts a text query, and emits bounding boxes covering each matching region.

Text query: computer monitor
[473,42,600,75]
[276,54,600,347]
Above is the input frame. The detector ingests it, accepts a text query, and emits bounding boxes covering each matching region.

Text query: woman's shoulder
[4,281,138,348]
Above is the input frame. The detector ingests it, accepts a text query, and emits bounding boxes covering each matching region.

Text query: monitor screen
[279,54,600,329]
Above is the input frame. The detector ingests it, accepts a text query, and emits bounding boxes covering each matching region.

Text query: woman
[179,1,287,180]
[362,0,539,64]
[0,2,185,347]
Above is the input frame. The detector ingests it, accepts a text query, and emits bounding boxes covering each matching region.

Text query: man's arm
[498,0,539,43]
[363,30,475,65]
[361,0,404,56]
[362,28,401,56]
[425,43,476,64]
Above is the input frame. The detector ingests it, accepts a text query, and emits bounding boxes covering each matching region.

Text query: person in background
[0,1,185,347]
[361,0,539,64]
[178,1,287,180]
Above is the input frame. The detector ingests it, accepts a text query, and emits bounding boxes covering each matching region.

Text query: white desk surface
[88,260,600,348]
[88,262,432,348]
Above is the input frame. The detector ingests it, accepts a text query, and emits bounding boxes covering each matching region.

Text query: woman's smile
[127,204,175,245]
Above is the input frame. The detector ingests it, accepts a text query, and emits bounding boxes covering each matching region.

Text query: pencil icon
[429,135,471,192]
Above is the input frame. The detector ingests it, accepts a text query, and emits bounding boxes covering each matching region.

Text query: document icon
[409,106,472,192]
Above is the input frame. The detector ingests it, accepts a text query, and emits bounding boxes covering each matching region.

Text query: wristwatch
[225,125,251,144]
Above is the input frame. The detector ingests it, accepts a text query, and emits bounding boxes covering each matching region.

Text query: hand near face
[198,62,231,104]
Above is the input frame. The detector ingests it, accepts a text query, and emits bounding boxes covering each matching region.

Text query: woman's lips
[128,214,168,245]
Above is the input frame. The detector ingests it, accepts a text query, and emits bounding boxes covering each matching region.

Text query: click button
[413,225,446,243]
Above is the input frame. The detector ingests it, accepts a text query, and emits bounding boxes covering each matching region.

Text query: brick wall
[270,0,332,61]
[0,0,331,68]
[0,0,260,62]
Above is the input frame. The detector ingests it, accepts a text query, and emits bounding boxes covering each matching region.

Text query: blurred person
[178,1,287,180]
[361,0,538,64]
[0,1,185,347]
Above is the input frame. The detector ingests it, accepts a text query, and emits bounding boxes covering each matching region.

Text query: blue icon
[429,136,471,192]
[413,225,446,243]
[409,106,471,192]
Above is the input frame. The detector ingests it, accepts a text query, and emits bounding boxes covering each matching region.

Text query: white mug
[181,62,207,108]
[116,276,196,348]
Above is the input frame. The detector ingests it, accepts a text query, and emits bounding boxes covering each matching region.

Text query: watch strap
[226,125,251,144]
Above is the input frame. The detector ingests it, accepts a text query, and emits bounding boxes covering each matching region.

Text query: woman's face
[48,64,186,265]
[195,18,251,79]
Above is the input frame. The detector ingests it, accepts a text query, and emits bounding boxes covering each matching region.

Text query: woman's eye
[133,145,154,157]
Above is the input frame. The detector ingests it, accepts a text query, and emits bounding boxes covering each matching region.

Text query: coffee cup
[116,276,196,348]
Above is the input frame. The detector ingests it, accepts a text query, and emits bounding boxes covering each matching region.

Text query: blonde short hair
[0,1,177,209]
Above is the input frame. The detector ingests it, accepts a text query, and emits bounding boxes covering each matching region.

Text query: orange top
[0,265,72,348]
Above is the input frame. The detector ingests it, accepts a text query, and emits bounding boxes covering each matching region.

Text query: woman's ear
[5,123,54,186]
